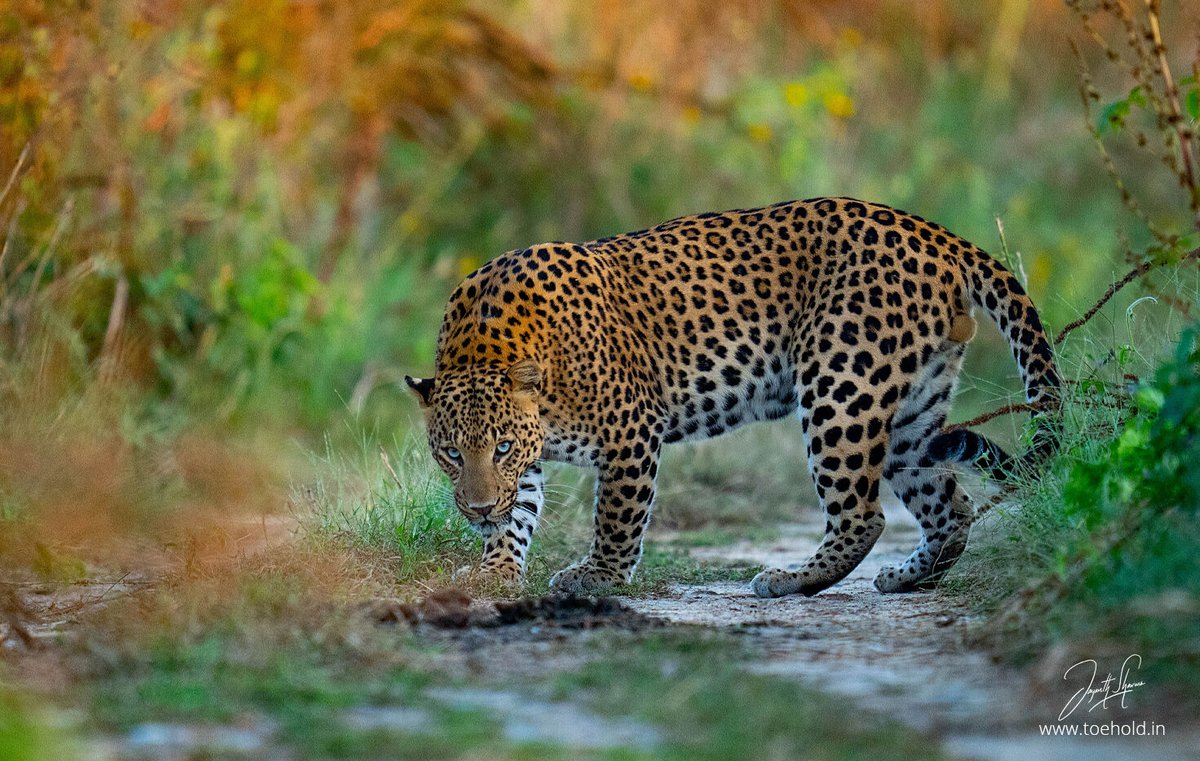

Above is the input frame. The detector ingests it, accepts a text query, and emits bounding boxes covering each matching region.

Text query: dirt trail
[624,501,1199,761]
[12,508,1197,760]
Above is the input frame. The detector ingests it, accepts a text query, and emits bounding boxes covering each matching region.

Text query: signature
[1059,654,1146,721]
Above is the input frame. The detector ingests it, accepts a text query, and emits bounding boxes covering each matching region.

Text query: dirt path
[13,508,1197,760]
[624,501,1199,761]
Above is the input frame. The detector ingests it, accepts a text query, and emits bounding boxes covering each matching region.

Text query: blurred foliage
[0,687,76,761]
[0,0,561,430]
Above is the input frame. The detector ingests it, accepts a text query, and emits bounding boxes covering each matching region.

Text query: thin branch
[1143,0,1200,228]
[1055,245,1200,345]
[943,403,1047,432]
[99,273,130,382]
[949,245,1198,431]
[380,447,406,492]
[1066,1,1130,69]
[0,198,25,299]
[49,571,136,617]
[0,142,31,210]
[1070,41,1160,235]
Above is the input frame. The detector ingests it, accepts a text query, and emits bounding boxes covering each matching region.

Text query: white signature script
[1059,654,1146,721]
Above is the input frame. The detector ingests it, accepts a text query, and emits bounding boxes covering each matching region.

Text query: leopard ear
[405,375,435,406]
[506,358,542,396]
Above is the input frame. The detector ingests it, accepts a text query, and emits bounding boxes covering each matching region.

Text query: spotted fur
[407,197,1061,597]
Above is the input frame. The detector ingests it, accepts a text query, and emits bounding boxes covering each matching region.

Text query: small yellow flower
[784,82,809,108]
[399,212,423,236]
[823,92,855,119]
[628,72,654,93]
[128,19,154,40]
[682,105,701,124]
[747,123,774,142]
[235,49,258,76]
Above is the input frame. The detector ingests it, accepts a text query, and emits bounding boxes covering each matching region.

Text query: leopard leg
[875,343,975,592]
[550,447,659,594]
[751,374,897,598]
[470,463,543,583]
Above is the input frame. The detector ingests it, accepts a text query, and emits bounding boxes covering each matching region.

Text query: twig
[943,403,1047,433]
[99,273,129,381]
[51,571,136,616]
[8,196,74,294]
[1,583,37,649]
[0,618,37,649]
[950,246,1198,431]
[1143,0,1200,228]
[0,143,31,211]
[1055,245,1200,345]
[994,504,1154,629]
[380,447,406,492]
[0,198,25,298]
[1070,41,1159,234]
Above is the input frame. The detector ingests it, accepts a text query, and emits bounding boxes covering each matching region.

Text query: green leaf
[1097,85,1148,134]
[1134,385,1165,414]
[1097,98,1131,134]
[1116,343,1134,367]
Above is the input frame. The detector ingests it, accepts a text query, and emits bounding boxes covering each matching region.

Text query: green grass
[945,321,1200,689]
[298,434,482,584]
[656,525,782,548]
[655,422,814,531]
[299,432,767,596]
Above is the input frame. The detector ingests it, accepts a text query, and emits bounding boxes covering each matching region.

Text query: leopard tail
[927,249,1062,478]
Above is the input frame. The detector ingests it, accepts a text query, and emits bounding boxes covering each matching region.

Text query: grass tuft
[297,434,481,585]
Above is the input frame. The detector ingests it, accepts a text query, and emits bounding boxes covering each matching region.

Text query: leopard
[406,197,1060,597]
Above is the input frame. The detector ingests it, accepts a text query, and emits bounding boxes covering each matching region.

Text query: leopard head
[406,358,543,530]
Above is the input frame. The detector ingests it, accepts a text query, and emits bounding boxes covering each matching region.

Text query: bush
[1052,328,1200,674]
[953,326,1200,685]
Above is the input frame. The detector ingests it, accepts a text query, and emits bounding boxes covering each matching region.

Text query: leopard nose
[468,503,494,518]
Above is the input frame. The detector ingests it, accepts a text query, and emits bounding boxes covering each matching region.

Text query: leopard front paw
[548,562,626,594]
[750,568,803,598]
[452,561,524,588]
[873,564,914,593]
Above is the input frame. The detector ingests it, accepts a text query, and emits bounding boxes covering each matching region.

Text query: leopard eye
[445,446,462,462]
[495,441,513,456]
